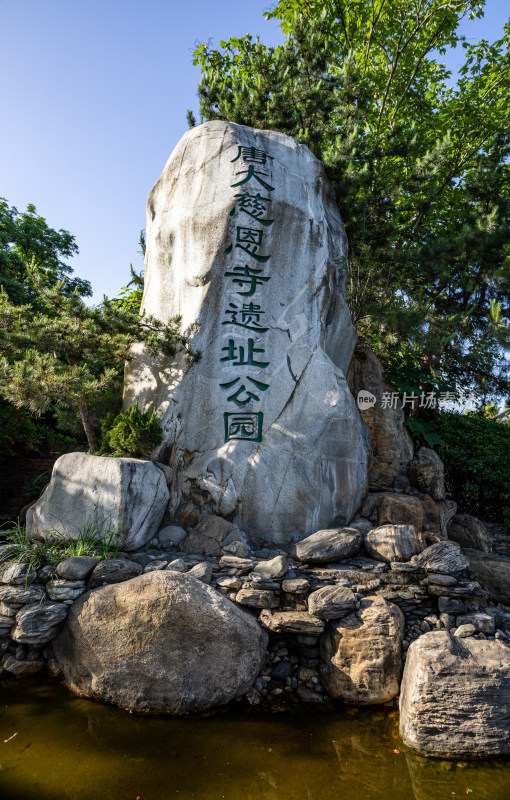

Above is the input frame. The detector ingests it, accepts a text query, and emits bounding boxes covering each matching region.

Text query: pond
[0,678,509,800]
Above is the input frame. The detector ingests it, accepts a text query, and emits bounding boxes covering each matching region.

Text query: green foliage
[435,411,510,526]
[0,519,125,573]
[0,266,197,451]
[0,197,91,304]
[0,398,80,457]
[99,402,162,458]
[405,417,445,448]
[194,1,510,399]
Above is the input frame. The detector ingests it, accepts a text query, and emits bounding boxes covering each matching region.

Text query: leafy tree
[193,0,510,400]
[0,198,91,304]
[0,269,197,452]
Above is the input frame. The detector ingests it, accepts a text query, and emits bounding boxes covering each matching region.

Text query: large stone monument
[124,121,369,544]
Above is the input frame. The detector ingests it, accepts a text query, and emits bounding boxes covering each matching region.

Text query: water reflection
[0,678,509,800]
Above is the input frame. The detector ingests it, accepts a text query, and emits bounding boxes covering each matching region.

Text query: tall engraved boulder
[124,121,369,544]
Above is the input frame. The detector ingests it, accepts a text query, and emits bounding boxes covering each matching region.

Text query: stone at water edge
[320,596,404,705]
[123,120,369,546]
[399,631,510,757]
[26,453,169,552]
[53,571,268,714]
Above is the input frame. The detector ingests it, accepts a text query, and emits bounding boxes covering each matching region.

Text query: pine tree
[193,1,510,399]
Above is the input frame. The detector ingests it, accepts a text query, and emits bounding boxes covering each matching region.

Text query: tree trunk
[78,401,99,452]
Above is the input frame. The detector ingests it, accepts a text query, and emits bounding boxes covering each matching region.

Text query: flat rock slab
[291,528,362,564]
[307,585,356,620]
[320,596,404,705]
[11,601,68,646]
[0,586,45,605]
[123,120,368,544]
[259,610,325,635]
[399,631,510,757]
[411,541,469,575]
[26,453,169,551]
[364,524,426,563]
[235,588,279,608]
[53,571,267,714]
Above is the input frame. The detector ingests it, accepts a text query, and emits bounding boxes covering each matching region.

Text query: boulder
[364,524,426,563]
[348,344,413,488]
[307,585,356,620]
[181,516,243,557]
[463,549,510,603]
[11,601,68,646]
[448,514,491,552]
[410,541,469,575]
[362,493,425,530]
[320,596,404,705]
[88,559,143,589]
[259,610,325,635]
[290,527,362,564]
[158,524,187,548]
[56,556,99,580]
[251,555,288,579]
[53,571,267,714]
[187,562,213,584]
[235,588,279,608]
[437,498,457,537]
[0,586,45,606]
[47,580,86,602]
[26,453,169,551]
[0,563,36,585]
[123,120,369,545]
[408,447,445,499]
[399,631,510,757]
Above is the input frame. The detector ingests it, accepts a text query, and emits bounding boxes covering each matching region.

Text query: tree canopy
[194,0,510,401]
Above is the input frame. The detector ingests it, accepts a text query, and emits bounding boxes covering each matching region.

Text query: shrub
[99,402,162,458]
[435,411,510,528]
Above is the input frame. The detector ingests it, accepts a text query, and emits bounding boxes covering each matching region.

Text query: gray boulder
[88,559,143,589]
[290,527,362,564]
[181,516,244,557]
[307,585,356,620]
[251,555,288,579]
[2,654,45,677]
[410,541,469,575]
[56,556,99,580]
[53,571,268,714]
[320,596,404,705]
[11,601,68,646]
[0,586,45,605]
[400,631,510,757]
[158,524,187,548]
[408,447,445,499]
[463,549,510,603]
[26,453,169,551]
[47,580,86,602]
[448,514,491,552]
[123,120,369,545]
[364,524,426,563]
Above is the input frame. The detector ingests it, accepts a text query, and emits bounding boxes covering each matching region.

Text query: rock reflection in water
[0,679,509,800]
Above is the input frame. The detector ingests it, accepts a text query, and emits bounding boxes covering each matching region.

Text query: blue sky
[0,0,508,303]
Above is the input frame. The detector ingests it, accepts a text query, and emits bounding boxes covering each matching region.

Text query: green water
[0,679,509,800]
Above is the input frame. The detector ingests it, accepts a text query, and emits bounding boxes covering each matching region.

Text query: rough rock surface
[320,596,404,705]
[26,453,169,551]
[411,541,469,575]
[56,556,99,580]
[123,120,369,544]
[364,524,426,563]
[348,344,413,488]
[307,585,356,620]
[448,514,491,553]
[362,493,425,530]
[463,549,510,603]
[53,571,268,714]
[181,516,243,557]
[290,527,362,564]
[259,610,325,635]
[11,601,68,646]
[88,559,143,589]
[399,631,510,757]
[408,447,445,500]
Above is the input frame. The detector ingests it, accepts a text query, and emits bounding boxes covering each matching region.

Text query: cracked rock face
[26,453,169,551]
[124,120,369,545]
